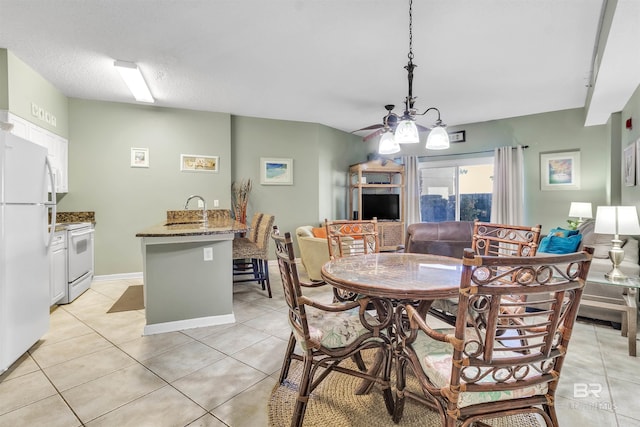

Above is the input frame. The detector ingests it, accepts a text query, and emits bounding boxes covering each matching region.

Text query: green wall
[60,104,367,275]
[59,99,231,275]
[3,50,68,137]
[230,116,369,257]
[398,108,609,234]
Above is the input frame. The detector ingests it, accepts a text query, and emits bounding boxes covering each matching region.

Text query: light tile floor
[1,266,640,427]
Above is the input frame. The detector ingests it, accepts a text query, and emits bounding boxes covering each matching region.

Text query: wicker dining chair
[394,247,594,426]
[430,220,542,325]
[232,212,275,297]
[271,229,393,427]
[324,218,380,302]
[325,218,379,258]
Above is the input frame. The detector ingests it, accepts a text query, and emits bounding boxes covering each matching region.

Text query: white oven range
[58,222,94,304]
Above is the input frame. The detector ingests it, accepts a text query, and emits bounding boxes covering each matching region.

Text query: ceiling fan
[352,104,431,142]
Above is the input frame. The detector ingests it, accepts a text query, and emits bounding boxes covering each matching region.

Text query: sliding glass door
[418,157,494,222]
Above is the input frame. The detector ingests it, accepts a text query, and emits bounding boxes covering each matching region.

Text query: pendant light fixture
[395,0,450,150]
[378,130,401,154]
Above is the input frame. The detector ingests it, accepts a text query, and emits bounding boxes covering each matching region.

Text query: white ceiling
[0,0,637,136]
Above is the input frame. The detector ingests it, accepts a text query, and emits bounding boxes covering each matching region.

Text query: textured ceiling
[0,0,636,136]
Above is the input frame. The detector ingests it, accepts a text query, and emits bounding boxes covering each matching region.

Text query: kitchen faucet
[184,195,207,224]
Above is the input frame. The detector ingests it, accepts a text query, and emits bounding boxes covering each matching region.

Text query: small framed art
[180,154,219,173]
[540,151,580,191]
[624,141,636,186]
[260,157,293,185]
[131,148,149,168]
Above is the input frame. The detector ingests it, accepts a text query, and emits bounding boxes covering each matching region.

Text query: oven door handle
[70,229,94,239]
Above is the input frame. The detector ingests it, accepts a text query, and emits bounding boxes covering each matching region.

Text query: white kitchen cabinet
[54,135,68,193]
[6,113,30,139]
[50,231,67,306]
[5,112,68,193]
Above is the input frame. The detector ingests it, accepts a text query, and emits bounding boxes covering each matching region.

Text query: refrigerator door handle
[45,157,57,249]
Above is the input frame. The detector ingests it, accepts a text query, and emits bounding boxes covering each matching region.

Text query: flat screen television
[362,194,400,221]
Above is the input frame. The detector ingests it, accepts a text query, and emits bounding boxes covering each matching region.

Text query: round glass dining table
[321,252,463,301]
[321,251,464,420]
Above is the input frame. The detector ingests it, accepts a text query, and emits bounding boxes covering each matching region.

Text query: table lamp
[568,202,593,225]
[594,206,640,281]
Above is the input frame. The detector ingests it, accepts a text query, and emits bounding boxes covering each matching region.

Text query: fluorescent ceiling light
[114,60,154,103]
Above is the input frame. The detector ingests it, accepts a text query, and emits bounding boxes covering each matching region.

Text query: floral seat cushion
[292,306,375,351]
[412,329,548,408]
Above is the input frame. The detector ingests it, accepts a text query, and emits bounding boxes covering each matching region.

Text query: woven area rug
[107,285,144,313]
[268,351,543,427]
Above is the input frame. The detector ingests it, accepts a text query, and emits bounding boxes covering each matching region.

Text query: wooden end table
[581,275,639,356]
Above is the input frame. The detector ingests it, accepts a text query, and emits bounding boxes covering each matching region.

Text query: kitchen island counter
[136,218,247,238]
[137,217,248,335]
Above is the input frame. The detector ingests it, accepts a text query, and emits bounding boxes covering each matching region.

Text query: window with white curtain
[418,156,494,222]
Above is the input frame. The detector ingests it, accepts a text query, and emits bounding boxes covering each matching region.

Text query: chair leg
[382,345,394,415]
[233,259,271,298]
[263,260,272,298]
[354,347,384,396]
[279,332,297,384]
[392,357,407,423]
[543,402,559,426]
[291,356,314,427]
[252,259,260,281]
[352,351,367,372]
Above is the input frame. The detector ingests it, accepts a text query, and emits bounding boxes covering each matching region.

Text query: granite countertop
[56,211,95,224]
[52,211,96,232]
[136,218,248,238]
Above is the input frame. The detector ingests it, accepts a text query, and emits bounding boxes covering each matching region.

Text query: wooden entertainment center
[348,160,405,251]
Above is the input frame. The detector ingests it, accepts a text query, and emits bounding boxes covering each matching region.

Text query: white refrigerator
[0,123,56,373]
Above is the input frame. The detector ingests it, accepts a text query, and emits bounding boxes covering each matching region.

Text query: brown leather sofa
[405,221,474,258]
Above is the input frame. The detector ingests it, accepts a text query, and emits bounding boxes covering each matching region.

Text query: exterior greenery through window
[418,156,494,222]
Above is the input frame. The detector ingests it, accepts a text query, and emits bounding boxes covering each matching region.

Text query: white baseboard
[93,272,143,282]
[143,313,236,335]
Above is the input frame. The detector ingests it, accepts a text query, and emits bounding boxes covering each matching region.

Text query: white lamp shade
[568,202,593,219]
[114,60,155,103]
[594,206,640,236]
[394,119,420,144]
[378,132,401,155]
[425,126,450,150]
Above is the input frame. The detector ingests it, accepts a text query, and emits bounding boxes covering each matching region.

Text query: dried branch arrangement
[232,178,252,224]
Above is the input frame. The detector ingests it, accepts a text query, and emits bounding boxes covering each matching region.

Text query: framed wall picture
[540,151,580,191]
[260,157,293,185]
[131,148,149,168]
[624,141,636,186]
[449,130,466,143]
[180,154,219,173]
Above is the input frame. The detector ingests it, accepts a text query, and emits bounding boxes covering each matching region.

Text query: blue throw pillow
[538,234,582,254]
[548,227,580,238]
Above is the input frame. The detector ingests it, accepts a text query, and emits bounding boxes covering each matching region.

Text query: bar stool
[232,212,275,297]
